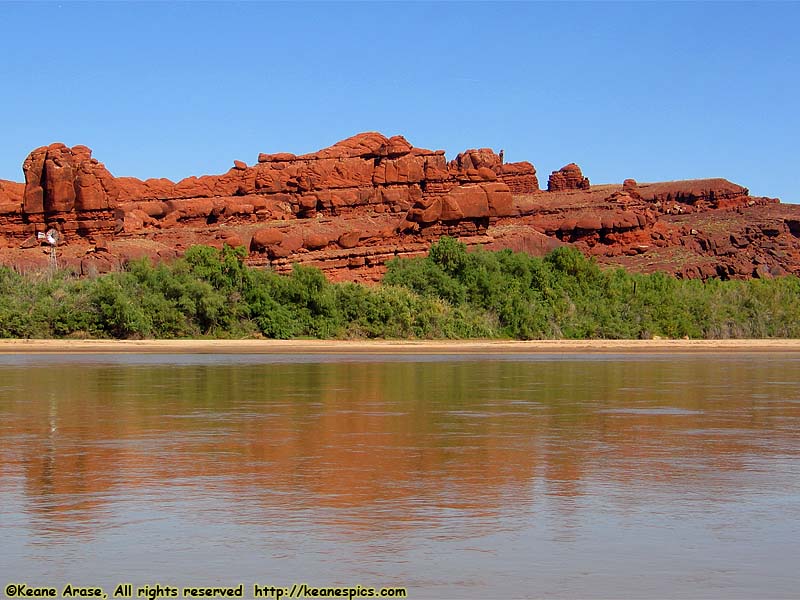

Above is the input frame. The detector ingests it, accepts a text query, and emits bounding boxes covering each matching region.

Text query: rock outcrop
[0,179,23,205]
[0,132,798,282]
[20,143,118,239]
[548,163,590,191]
[635,178,749,208]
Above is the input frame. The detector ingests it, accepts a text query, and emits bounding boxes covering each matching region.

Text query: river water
[1,353,798,599]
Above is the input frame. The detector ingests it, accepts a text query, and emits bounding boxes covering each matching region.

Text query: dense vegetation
[1,238,798,339]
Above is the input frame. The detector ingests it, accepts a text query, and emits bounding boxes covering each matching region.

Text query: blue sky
[1,2,798,201]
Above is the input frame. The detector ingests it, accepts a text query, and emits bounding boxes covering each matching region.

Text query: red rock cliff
[0,132,798,282]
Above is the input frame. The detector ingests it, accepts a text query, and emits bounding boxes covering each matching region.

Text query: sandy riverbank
[0,338,799,354]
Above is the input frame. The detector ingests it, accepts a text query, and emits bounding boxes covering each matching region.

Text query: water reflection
[1,356,799,597]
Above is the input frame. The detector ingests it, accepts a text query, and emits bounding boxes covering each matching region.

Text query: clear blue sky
[1,2,798,201]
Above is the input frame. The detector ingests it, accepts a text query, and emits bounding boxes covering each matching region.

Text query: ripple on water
[598,407,705,416]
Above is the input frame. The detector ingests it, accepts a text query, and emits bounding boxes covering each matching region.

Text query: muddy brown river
[1,354,798,598]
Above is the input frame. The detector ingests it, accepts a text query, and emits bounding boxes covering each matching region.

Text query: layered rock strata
[21,143,118,239]
[548,163,590,191]
[0,132,798,282]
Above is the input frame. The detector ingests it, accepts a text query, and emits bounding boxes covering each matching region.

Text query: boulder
[218,231,245,249]
[304,232,330,250]
[250,227,284,251]
[338,231,361,249]
[575,213,603,231]
[623,178,638,192]
[449,148,503,173]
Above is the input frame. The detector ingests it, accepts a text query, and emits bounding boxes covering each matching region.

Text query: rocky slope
[0,132,797,281]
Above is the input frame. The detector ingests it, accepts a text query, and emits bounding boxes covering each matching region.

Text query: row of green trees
[1,238,798,339]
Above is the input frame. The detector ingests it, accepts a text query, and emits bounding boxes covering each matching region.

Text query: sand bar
[1,338,799,354]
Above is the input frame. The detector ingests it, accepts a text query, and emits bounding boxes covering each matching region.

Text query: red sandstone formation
[0,131,798,281]
[0,179,23,204]
[21,143,118,239]
[548,163,590,192]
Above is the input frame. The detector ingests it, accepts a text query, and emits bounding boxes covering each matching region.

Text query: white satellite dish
[45,228,60,246]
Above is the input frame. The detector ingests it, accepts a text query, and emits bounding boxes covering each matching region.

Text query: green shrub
[0,240,797,340]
